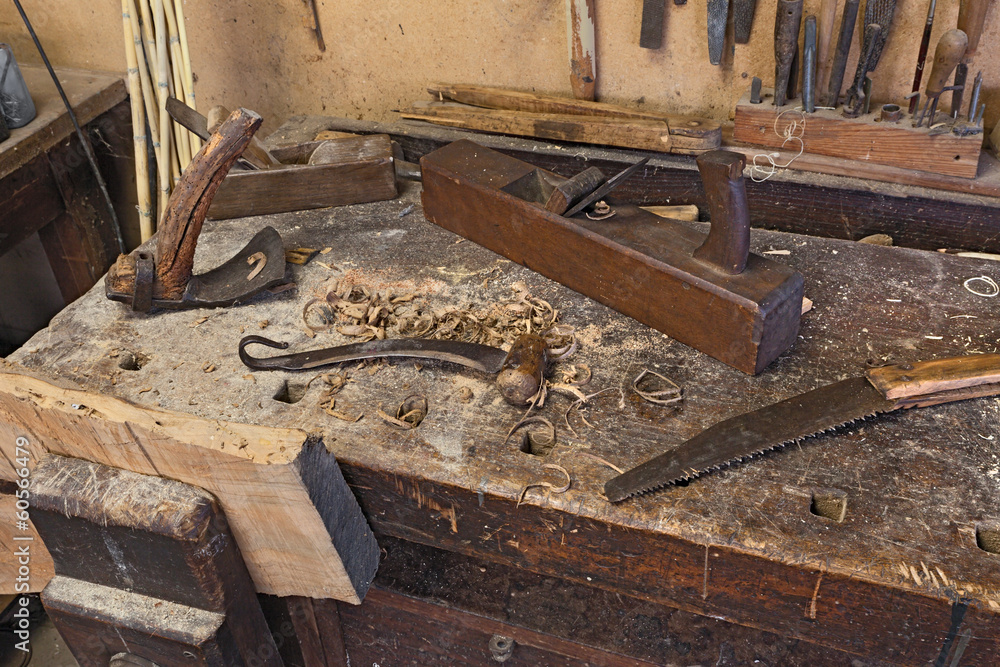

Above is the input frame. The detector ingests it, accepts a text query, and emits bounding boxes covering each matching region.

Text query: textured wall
[0,0,995,136]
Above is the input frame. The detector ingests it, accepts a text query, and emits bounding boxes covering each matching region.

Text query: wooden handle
[773,0,804,107]
[156,108,262,299]
[866,353,1000,400]
[814,0,838,96]
[544,167,606,214]
[496,335,548,405]
[693,151,750,274]
[207,105,279,168]
[958,0,991,59]
[925,29,969,97]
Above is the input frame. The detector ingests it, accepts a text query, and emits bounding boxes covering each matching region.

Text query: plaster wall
[0,1,995,137]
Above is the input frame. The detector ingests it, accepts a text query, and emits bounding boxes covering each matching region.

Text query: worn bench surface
[8,169,1000,662]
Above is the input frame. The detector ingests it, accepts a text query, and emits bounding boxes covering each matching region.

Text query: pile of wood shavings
[302,279,566,347]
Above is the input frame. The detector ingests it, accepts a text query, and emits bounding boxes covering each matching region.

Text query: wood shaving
[202,363,216,373]
[517,463,571,506]
[190,316,209,328]
[575,451,624,474]
[632,369,683,405]
[247,252,267,280]
[322,398,364,422]
[456,386,474,403]
[320,247,333,254]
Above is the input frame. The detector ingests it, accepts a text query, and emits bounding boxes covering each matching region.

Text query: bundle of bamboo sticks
[120,0,199,242]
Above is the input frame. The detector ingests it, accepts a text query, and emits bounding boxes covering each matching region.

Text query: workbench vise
[420,140,804,374]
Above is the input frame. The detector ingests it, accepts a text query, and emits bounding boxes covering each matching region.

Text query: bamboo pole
[122,0,153,241]
[169,0,201,155]
[161,0,191,169]
[125,0,158,149]
[136,0,158,87]
[153,0,172,218]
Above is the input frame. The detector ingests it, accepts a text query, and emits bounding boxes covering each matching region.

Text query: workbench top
[11,180,1000,663]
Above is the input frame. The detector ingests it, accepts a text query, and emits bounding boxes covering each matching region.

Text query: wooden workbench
[5,169,1000,663]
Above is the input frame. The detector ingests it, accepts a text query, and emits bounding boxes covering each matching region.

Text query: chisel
[823,0,859,107]
[908,0,937,114]
[803,15,817,112]
[773,0,803,106]
[707,0,730,65]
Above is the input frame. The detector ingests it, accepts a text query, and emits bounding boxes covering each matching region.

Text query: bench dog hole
[273,379,308,404]
[810,488,848,523]
[117,351,149,371]
[976,522,1000,555]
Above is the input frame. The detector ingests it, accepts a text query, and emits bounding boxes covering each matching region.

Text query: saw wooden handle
[867,353,1000,400]
[925,29,969,97]
[496,334,548,406]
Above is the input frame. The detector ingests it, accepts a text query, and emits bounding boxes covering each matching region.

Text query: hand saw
[605,352,1000,502]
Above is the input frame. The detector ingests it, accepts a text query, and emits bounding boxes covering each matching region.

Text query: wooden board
[7,183,1000,663]
[734,88,983,179]
[425,83,721,150]
[399,102,674,153]
[208,134,397,219]
[0,371,378,601]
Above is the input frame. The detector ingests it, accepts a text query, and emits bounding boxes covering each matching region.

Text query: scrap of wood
[400,101,672,153]
[641,204,700,222]
[802,296,814,315]
[0,371,378,601]
[427,83,722,151]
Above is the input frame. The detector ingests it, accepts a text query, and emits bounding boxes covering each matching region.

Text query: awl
[240,334,548,406]
[605,352,1000,501]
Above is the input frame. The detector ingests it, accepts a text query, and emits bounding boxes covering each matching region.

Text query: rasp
[707,0,730,65]
[846,0,896,88]
[239,333,548,406]
[605,352,1000,502]
[733,0,757,44]
[640,0,666,49]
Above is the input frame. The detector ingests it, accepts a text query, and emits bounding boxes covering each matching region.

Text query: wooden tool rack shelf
[3,125,1000,665]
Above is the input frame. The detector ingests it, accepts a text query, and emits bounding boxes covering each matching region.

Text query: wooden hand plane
[105,108,290,312]
[420,140,804,374]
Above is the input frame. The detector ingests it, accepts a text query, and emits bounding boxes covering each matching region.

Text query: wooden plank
[36,211,94,304]
[33,454,281,666]
[0,491,51,593]
[734,88,982,179]
[399,102,674,153]
[42,577,235,667]
[208,140,397,220]
[363,535,855,664]
[0,66,128,182]
[425,83,721,147]
[343,587,663,666]
[0,371,379,601]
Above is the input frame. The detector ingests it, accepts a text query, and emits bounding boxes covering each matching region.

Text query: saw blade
[604,376,897,502]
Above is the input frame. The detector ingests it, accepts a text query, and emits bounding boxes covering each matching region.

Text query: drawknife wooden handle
[867,353,1000,400]
[496,334,548,405]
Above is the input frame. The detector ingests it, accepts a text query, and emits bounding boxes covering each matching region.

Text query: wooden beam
[0,371,378,601]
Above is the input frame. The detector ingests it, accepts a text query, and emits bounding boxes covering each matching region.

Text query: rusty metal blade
[604,376,897,502]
